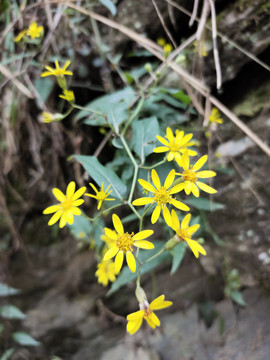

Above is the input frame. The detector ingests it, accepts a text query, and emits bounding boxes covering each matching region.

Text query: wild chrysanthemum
[41,60,73,78]
[132,169,190,225]
[154,127,197,163]
[157,38,166,46]
[126,295,172,335]
[85,183,115,210]
[95,259,117,286]
[27,21,44,39]
[170,210,206,258]
[163,43,173,55]
[59,90,75,103]
[176,151,217,197]
[103,214,154,273]
[209,108,223,124]
[43,181,86,228]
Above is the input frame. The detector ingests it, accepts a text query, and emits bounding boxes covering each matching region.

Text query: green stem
[121,97,144,136]
[140,158,166,170]
[142,247,166,265]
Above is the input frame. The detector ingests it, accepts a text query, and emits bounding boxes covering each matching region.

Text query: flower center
[96,191,106,201]
[169,142,180,152]
[61,198,73,211]
[177,228,191,241]
[117,232,134,253]
[183,168,197,183]
[143,307,153,319]
[54,69,66,76]
[154,187,171,207]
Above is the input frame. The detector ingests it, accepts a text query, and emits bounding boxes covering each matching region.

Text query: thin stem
[121,97,145,136]
[140,158,166,170]
[142,247,166,265]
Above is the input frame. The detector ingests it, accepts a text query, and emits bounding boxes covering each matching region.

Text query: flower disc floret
[132,169,190,225]
[103,214,154,274]
[126,295,172,335]
[170,210,206,258]
[43,181,86,228]
[176,151,217,197]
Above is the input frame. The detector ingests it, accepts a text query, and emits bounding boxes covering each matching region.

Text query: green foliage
[98,0,117,16]
[225,269,246,306]
[12,332,40,346]
[0,305,26,320]
[170,242,186,274]
[185,197,224,211]
[0,349,14,360]
[0,283,20,297]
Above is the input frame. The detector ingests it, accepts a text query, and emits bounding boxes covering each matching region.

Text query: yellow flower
[101,231,117,249]
[14,30,27,42]
[85,182,115,210]
[103,214,154,274]
[26,21,44,39]
[41,111,63,123]
[132,169,190,225]
[157,38,166,46]
[41,60,73,78]
[176,151,217,197]
[170,210,206,258]
[59,90,75,103]
[43,181,86,228]
[95,259,117,286]
[209,108,223,124]
[154,127,197,163]
[163,43,173,54]
[126,295,172,335]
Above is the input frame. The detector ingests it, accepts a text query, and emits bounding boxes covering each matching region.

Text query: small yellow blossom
[170,210,206,258]
[103,214,154,274]
[154,127,197,163]
[157,38,166,46]
[41,60,73,78]
[176,151,217,197]
[59,90,75,103]
[133,169,190,225]
[209,108,223,124]
[43,181,86,228]
[41,111,63,123]
[27,21,44,39]
[163,43,173,55]
[95,259,117,286]
[85,182,115,210]
[126,295,172,335]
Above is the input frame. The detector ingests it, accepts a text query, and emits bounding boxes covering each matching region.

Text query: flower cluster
[15,21,44,42]
[157,37,173,57]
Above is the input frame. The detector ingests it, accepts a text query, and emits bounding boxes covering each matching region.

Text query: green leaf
[0,348,14,360]
[230,291,246,307]
[131,117,159,162]
[12,332,40,346]
[74,155,127,200]
[98,0,117,16]
[93,217,106,250]
[185,197,224,211]
[74,87,135,129]
[107,241,170,296]
[171,90,191,105]
[68,212,92,242]
[0,305,26,320]
[170,242,186,274]
[34,77,54,104]
[0,283,20,297]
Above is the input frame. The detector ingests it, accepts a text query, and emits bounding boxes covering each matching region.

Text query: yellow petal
[191,183,199,197]
[72,199,84,207]
[196,170,216,178]
[151,205,161,224]
[196,181,217,194]
[153,146,169,153]
[171,199,190,211]
[189,224,200,235]
[166,127,174,143]
[193,155,208,172]
[43,205,60,214]
[127,318,143,335]
[104,228,118,240]
[48,210,62,225]
[66,181,76,198]
[174,152,182,164]
[134,240,154,249]
[113,214,124,234]
[132,197,154,206]
[164,169,175,189]
[59,213,67,228]
[167,152,175,161]
[150,295,173,310]
[186,239,206,258]
[181,151,189,171]
[145,316,157,329]
[71,207,81,215]
[171,209,180,230]
[127,310,144,321]
[52,188,66,202]
[90,183,98,194]
[169,183,185,194]
[138,179,156,193]
[133,230,154,241]
[181,213,191,229]
[103,246,118,261]
[72,186,86,200]
[126,251,136,273]
[156,135,169,146]
[163,206,172,227]
[185,181,192,195]
[66,210,74,224]
[151,169,161,189]
[115,250,124,274]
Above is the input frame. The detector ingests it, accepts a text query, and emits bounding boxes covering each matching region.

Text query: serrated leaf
[74,155,127,200]
[74,87,135,128]
[12,332,40,346]
[98,0,117,16]
[185,197,224,211]
[231,291,246,307]
[170,242,186,274]
[107,241,170,296]
[0,283,20,297]
[0,348,14,360]
[131,117,159,162]
[0,305,26,320]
